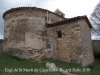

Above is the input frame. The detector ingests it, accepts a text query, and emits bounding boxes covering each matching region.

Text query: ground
[0,52,100,75]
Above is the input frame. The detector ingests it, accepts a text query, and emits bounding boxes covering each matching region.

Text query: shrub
[0,43,3,52]
[94,51,100,59]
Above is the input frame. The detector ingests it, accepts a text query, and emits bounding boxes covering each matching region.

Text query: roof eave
[46,15,92,29]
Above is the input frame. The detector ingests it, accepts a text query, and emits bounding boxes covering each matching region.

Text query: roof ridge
[3,6,66,19]
[47,15,92,28]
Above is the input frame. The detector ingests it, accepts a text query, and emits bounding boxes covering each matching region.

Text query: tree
[90,1,100,37]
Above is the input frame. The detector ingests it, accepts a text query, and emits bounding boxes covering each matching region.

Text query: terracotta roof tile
[46,15,92,28]
[3,7,65,19]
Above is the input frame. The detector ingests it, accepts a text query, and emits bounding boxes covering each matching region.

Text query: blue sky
[0,0,99,39]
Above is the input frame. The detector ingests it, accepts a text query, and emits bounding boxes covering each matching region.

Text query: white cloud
[92,35,100,40]
[46,0,100,18]
[0,0,100,39]
[1,0,100,18]
[0,34,3,39]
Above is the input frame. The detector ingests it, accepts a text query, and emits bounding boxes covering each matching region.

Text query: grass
[0,52,100,75]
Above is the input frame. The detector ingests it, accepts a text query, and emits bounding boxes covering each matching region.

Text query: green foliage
[0,52,100,75]
[92,41,100,59]
[94,51,100,59]
[10,55,23,61]
[88,65,94,70]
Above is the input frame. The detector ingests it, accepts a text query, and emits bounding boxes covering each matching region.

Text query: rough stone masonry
[3,7,94,66]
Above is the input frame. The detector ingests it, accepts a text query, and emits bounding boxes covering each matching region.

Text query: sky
[0,0,100,40]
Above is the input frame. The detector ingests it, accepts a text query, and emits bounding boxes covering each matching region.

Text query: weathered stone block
[3,7,94,66]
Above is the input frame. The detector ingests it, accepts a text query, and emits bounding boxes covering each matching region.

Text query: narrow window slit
[57,30,62,38]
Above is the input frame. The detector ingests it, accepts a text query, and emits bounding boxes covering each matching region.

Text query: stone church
[3,7,94,66]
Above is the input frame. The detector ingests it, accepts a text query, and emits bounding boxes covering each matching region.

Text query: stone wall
[3,7,65,23]
[3,7,94,66]
[78,19,94,66]
[3,7,65,60]
[47,19,94,66]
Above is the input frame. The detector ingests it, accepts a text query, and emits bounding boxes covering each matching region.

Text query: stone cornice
[3,7,65,19]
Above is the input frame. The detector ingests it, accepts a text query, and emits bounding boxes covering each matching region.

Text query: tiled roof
[3,7,65,19]
[46,15,92,28]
